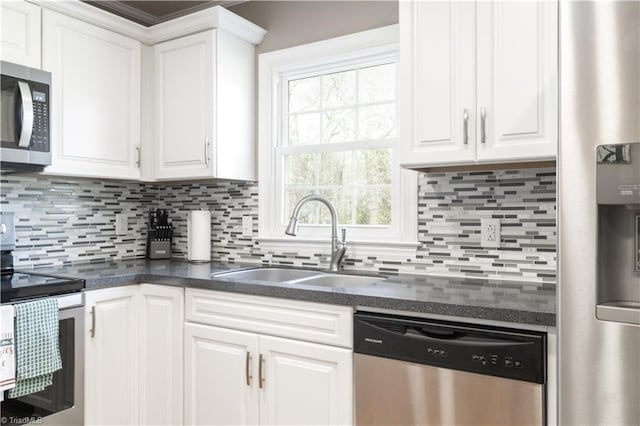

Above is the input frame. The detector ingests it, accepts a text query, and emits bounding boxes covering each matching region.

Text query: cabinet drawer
[185,289,353,348]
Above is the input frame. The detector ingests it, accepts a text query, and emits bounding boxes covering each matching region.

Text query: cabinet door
[139,284,184,426]
[259,335,353,426]
[0,0,41,68]
[476,1,557,162]
[399,1,476,167]
[154,31,215,180]
[184,323,259,425]
[42,10,141,179]
[85,287,139,426]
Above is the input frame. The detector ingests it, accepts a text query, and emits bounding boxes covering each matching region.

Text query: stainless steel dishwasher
[354,312,546,426]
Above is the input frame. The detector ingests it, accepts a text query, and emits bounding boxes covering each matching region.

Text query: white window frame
[258,25,418,259]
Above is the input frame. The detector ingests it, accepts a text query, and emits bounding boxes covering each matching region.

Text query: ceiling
[83,1,246,27]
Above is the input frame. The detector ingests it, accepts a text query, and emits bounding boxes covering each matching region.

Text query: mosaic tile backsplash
[0,168,556,283]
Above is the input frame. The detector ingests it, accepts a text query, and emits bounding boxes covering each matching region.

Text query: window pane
[318,189,353,225]
[358,103,396,140]
[281,59,397,232]
[354,148,392,185]
[322,108,356,144]
[288,76,321,113]
[284,188,318,224]
[355,188,392,225]
[286,154,316,187]
[288,113,321,146]
[318,151,351,186]
[358,63,396,103]
[322,70,356,108]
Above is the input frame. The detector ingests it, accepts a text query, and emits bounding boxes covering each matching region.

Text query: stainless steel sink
[212,267,384,288]
[294,274,383,288]
[212,268,323,283]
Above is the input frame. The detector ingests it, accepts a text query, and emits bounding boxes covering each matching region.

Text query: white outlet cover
[481,218,501,248]
[242,216,253,237]
[115,213,128,236]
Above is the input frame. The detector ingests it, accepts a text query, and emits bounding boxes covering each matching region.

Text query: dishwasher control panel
[354,312,546,384]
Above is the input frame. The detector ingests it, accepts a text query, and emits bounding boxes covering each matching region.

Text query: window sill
[255,237,419,260]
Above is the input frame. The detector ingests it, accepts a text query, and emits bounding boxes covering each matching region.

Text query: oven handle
[17,81,34,148]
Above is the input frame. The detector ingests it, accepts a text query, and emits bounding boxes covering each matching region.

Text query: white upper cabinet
[400,1,476,166]
[0,0,41,68]
[153,32,214,180]
[399,0,557,168]
[153,29,256,181]
[42,9,142,179]
[475,1,557,162]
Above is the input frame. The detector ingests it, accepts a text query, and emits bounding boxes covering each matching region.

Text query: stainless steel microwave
[1,60,51,170]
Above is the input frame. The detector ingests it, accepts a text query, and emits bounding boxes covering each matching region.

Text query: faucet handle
[341,228,347,243]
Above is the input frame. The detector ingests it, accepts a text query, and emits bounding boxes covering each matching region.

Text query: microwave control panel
[29,81,50,152]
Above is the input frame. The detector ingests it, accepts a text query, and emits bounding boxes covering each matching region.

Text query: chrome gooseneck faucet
[285,194,347,272]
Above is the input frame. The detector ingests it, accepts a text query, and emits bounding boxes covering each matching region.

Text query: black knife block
[146,226,173,259]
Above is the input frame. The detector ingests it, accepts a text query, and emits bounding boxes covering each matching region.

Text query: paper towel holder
[187,209,212,263]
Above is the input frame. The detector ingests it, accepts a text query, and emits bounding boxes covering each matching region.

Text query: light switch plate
[481,218,501,248]
[242,216,253,237]
[115,213,128,236]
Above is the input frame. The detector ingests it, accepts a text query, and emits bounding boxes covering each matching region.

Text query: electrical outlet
[242,216,253,237]
[481,218,501,248]
[115,213,128,236]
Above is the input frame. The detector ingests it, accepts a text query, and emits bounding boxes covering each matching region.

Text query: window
[259,26,417,256]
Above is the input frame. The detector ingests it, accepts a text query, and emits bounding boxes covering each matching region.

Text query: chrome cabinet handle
[246,351,252,386]
[17,81,33,148]
[258,353,265,388]
[204,138,210,165]
[463,109,469,145]
[135,146,141,167]
[480,107,486,144]
[90,306,96,338]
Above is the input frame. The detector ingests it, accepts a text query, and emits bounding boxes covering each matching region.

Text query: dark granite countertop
[18,259,556,327]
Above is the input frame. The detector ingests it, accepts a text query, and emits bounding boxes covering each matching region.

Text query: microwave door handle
[17,81,34,148]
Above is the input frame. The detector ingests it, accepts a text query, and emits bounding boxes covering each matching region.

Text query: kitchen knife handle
[259,353,265,388]
[246,351,252,386]
[90,306,96,338]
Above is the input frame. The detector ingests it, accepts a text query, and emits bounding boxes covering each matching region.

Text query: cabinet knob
[204,138,210,165]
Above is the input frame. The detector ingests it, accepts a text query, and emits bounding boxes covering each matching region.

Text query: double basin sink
[211,267,384,289]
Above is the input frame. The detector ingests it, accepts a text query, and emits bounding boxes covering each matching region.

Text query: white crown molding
[30,0,266,45]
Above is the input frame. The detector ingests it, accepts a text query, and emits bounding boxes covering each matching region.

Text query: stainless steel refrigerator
[559,2,640,425]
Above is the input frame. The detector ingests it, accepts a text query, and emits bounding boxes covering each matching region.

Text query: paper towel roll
[187,210,211,262]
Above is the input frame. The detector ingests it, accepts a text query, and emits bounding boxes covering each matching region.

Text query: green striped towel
[8,299,62,399]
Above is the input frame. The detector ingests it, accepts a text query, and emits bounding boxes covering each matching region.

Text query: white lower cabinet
[259,335,353,426]
[84,287,139,426]
[185,289,354,426]
[185,323,260,425]
[139,284,184,425]
[84,284,184,426]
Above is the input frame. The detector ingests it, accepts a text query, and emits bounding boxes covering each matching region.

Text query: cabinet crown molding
[30,0,266,45]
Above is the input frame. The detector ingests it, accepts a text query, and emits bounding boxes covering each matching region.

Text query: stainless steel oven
[0,60,51,170]
[1,293,84,426]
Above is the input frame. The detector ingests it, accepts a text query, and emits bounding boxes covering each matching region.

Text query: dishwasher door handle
[404,327,531,347]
